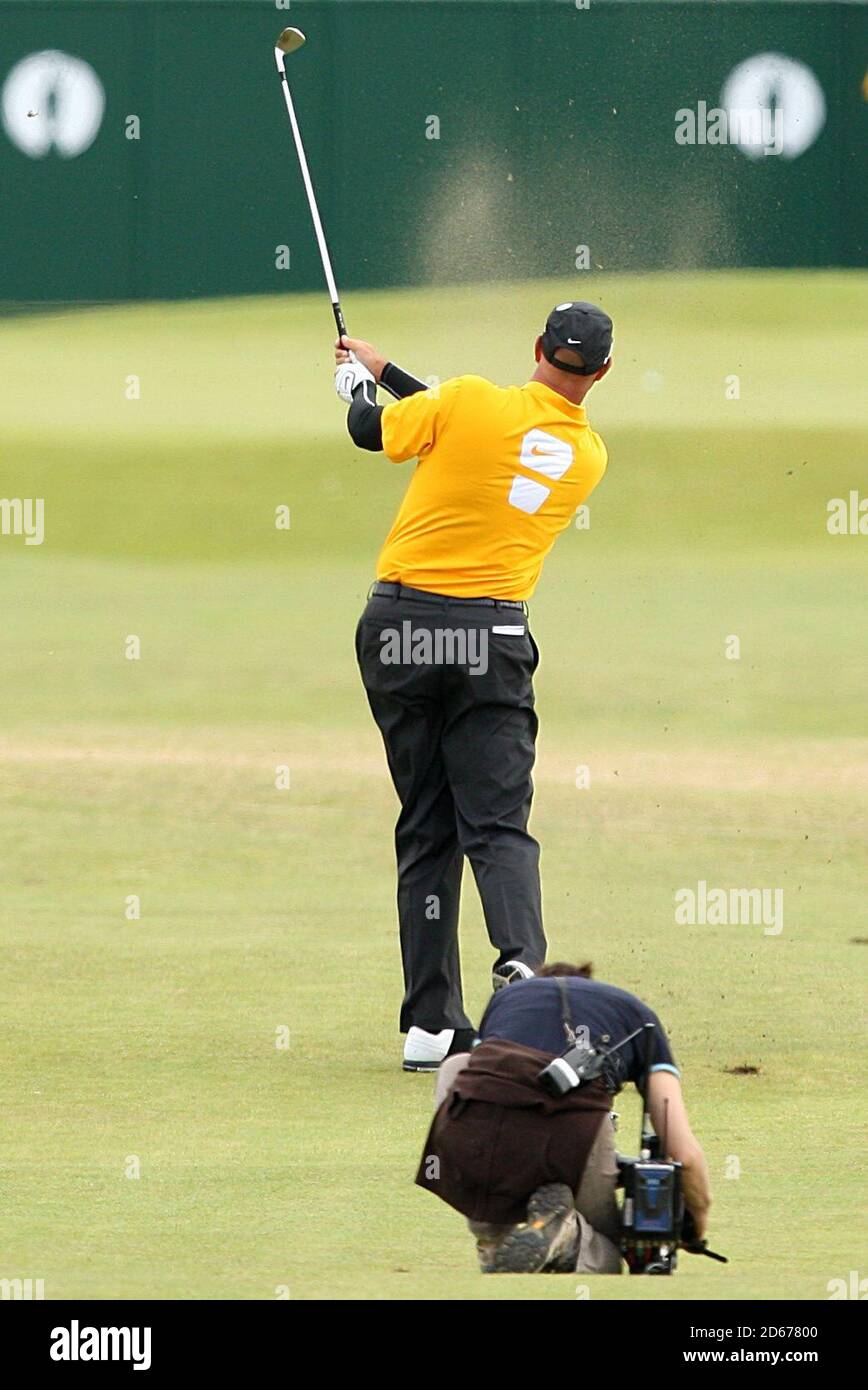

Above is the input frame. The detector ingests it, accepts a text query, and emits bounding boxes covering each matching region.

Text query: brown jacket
[415,1038,611,1225]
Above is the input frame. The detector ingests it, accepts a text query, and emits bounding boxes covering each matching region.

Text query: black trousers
[356,585,547,1032]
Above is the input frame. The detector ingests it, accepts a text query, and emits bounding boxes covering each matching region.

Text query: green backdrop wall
[0,0,864,301]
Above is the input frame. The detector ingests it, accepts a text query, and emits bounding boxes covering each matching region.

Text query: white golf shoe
[402,1026,455,1073]
[492,959,536,991]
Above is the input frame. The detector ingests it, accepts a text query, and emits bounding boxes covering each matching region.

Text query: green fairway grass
[0,272,865,1299]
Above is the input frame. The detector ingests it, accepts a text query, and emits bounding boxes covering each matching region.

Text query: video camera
[539,1015,727,1275]
[618,1025,728,1273]
[617,1129,685,1274]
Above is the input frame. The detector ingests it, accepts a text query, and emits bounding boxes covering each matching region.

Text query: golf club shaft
[275,50,347,340]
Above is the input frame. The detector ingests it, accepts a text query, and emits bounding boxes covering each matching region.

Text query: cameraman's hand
[681,1207,728,1263]
[681,1206,708,1247]
[334,336,387,382]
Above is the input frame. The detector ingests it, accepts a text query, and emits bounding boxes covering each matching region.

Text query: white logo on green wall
[721,53,826,161]
[2,50,104,158]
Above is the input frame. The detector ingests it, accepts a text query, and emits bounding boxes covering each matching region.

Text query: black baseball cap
[541,301,613,376]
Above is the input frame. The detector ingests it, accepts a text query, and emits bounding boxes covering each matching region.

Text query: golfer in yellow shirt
[334,302,612,1071]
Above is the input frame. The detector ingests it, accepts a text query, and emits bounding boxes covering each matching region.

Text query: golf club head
[275,28,306,56]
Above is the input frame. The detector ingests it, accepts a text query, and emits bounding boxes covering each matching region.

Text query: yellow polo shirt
[376,375,607,600]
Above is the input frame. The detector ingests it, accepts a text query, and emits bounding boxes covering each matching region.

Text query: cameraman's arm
[647,1070,712,1237]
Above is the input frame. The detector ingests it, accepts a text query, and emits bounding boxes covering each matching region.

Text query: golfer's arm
[346,380,384,451]
[379,361,427,400]
[346,362,427,451]
[647,1070,712,1234]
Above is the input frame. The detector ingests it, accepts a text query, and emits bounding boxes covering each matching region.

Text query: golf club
[274,27,347,341]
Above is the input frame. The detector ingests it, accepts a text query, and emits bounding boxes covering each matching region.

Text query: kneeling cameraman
[415,963,712,1273]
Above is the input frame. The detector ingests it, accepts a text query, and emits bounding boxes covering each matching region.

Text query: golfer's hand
[334,356,376,405]
[335,336,387,381]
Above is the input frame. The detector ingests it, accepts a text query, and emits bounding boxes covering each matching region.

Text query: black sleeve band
[347,379,384,451]
[380,361,427,400]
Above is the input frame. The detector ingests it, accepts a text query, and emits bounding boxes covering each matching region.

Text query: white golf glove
[334,353,376,405]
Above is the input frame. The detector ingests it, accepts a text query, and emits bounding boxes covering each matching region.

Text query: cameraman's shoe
[492,960,535,992]
[402,1027,477,1073]
[487,1184,579,1274]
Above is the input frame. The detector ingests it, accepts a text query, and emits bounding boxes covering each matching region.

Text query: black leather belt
[370,581,525,611]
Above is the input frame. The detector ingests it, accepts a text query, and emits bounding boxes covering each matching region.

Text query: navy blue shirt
[478,977,679,1095]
